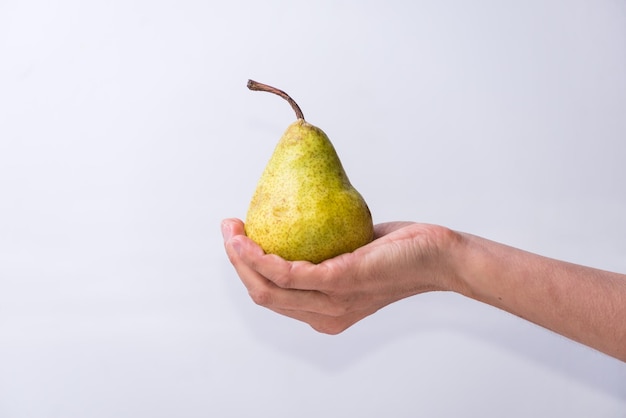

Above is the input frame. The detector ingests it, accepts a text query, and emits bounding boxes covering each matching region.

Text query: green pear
[245,80,374,264]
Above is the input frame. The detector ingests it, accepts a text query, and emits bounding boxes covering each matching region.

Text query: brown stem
[247,79,305,121]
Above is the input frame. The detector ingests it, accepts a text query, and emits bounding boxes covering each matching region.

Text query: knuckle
[262,258,297,289]
[272,271,293,289]
[327,301,350,317]
[311,320,348,335]
[248,288,272,306]
[325,292,355,317]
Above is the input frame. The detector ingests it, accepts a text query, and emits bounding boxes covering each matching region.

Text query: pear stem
[247,79,305,121]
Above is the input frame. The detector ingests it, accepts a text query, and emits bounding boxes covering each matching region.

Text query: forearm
[449,232,626,361]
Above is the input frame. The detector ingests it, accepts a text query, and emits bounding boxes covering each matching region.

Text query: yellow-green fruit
[245,117,374,264]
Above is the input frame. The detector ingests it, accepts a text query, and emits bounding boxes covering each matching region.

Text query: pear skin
[245,81,374,264]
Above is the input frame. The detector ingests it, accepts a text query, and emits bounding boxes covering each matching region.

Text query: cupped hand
[221,218,458,334]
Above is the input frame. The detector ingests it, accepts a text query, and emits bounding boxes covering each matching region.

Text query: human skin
[221,218,626,362]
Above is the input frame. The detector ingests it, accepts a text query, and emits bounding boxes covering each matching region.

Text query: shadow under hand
[445,294,626,402]
[220,259,426,371]
[221,260,626,402]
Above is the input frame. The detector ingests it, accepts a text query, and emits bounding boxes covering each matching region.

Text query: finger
[223,217,362,292]
[222,219,381,317]
[221,218,318,302]
[221,218,266,288]
[269,306,381,335]
[225,235,341,313]
[248,222,411,291]
[239,242,342,292]
[224,233,269,290]
[221,218,245,243]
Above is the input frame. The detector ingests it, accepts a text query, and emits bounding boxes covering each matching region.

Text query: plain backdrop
[1,0,625,417]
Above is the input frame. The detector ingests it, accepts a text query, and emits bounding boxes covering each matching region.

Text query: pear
[244,80,374,264]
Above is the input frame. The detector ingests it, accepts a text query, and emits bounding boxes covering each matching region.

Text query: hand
[221,218,458,334]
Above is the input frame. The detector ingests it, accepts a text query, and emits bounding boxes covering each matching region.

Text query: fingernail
[221,220,233,242]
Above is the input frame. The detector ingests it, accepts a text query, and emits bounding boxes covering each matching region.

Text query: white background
[1,0,625,417]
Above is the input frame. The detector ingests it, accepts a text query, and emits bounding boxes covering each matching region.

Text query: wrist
[408,224,472,295]
[442,231,491,298]
[446,231,529,308]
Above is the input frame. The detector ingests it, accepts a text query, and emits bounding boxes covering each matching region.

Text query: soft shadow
[448,297,626,401]
[220,260,424,370]
[220,260,626,401]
